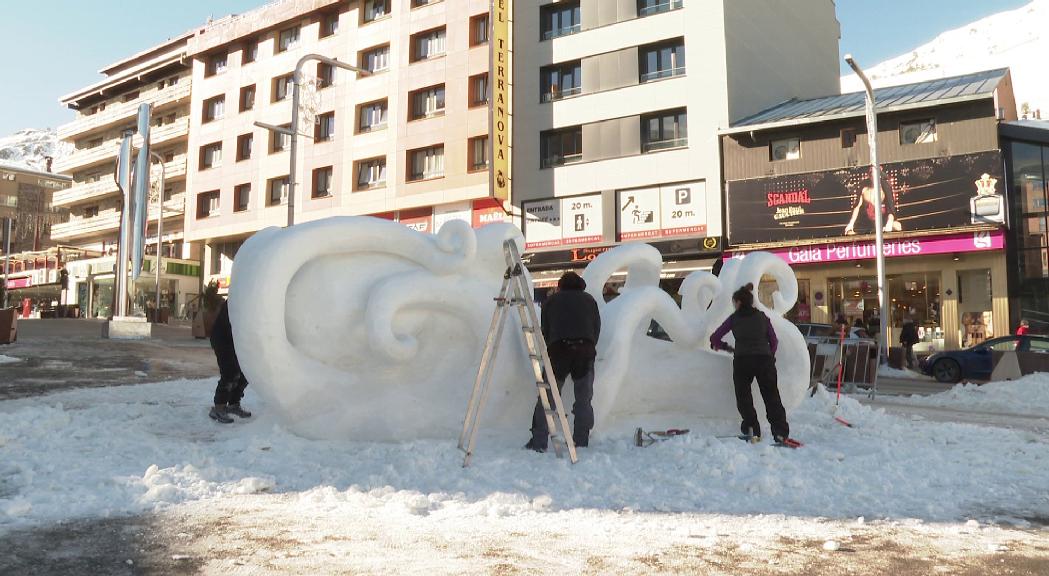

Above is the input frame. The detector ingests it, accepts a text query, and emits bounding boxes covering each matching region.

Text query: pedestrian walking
[710,284,790,443]
[525,271,600,452]
[1016,319,1030,336]
[208,299,252,423]
[900,317,919,370]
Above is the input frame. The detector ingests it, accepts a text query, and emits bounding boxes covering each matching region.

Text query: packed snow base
[2,378,1048,532]
[898,372,1049,418]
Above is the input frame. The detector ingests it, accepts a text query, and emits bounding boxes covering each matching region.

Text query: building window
[268,176,290,205]
[469,74,489,107]
[469,136,489,171]
[358,99,388,132]
[234,184,250,212]
[411,27,446,61]
[122,91,140,103]
[361,45,390,73]
[243,40,258,64]
[199,142,222,170]
[356,157,387,190]
[312,166,334,198]
[540,127,583,168]
[236,133,253,161]
[277,26,300,52]
[470,13,490,46]
[84,205,99,218]
[202,95,225,123]
[540,1,581,40]
[639,39,685,82]
[205,53,227,77]
[271,125,292,153]
[410,85,446,120]
[315,111,335,141]
[364,0,390,22]
[320,13,339,38]
[541,61,581,102]
[408,145,445,181]
[273,74,293,102]
[412,0,442,6]
[900,119,937,145]
[841,128,857,148]
[240,85,256,112]
[317,62,335,88]
[642,109,688,152]
[638,0,683,18]
[770,137,801,161]
[197,190,220,218]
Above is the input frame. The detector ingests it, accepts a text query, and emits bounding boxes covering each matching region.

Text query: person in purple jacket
[709,284,790,442]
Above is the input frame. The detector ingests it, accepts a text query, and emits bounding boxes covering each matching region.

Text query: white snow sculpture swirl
[582,245,810,429]
[229,217,537,441]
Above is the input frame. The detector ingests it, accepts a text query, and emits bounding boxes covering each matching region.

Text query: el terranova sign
[724,230,1004,264]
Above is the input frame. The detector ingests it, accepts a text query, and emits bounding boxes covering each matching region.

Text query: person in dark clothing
[526,271,601,452]
[899,318,920,370]
[209,299,251,423]
[710,284,790,442]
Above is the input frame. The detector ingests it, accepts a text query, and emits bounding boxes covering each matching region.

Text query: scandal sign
[726,151,1004,245]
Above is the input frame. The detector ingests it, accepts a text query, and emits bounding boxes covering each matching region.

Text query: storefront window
[827,273,942,342]
[1008,140,1049,330]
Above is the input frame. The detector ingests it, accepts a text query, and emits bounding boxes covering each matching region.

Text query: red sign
[373,212,396,221]
[472,198,507,228]
[6,277,32,289]
[398,208,433,234]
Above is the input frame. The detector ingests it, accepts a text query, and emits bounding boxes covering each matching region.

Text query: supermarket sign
[387,200,509,234]
[522,193,604,249]
[617,180,708,241]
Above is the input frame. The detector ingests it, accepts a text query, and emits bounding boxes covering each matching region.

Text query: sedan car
[921,335,1049,383]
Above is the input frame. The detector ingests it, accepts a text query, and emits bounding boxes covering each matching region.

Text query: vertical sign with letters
[490,0,512,201]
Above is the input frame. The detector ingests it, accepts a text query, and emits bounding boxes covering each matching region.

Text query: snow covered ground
[0,355,21,365]
[2,376,1048,537]
[892,373,1049,418]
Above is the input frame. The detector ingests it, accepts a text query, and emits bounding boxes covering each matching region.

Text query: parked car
[920,335,1049,383]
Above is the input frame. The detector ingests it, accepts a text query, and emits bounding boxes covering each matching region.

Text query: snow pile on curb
[2,378,1049,533]
[903,373,1049,417]
[0,355,21,365]
[878,365,930,380]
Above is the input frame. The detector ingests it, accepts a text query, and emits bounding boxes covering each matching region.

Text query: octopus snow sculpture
[229,216,809,441]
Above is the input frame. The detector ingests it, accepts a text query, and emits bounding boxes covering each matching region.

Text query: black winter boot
[226,404,252,418]
[209,404,234,423]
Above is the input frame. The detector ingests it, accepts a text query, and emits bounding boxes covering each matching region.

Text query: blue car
[921,335,1049,383]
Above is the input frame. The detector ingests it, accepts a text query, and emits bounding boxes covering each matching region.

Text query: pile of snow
[0,355,21,365]
[0,128,71,172]
[902,373,1049,417]
[841,0,1049,118]
[878,365,930,380]
[2,376,1048,533]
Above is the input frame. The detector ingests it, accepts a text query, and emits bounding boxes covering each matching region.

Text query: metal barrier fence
[808,337,879,394]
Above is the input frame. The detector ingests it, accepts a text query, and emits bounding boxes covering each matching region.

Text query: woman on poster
[844,173,902,235]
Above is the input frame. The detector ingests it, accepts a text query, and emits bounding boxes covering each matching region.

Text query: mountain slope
[0,128,72,172]
[840,0,1049,118]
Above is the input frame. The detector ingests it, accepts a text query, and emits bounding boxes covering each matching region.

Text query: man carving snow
[709,284,790,443]
[525,271,600,452]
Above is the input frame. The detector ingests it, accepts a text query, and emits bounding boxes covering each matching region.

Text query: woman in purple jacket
[709,284,790,442]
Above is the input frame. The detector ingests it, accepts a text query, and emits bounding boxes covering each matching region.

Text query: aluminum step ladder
[458,239,578,467]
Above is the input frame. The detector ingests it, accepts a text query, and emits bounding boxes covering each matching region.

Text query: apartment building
[55,35,202,319]
[513,0,841,285]
[183,0,500,284]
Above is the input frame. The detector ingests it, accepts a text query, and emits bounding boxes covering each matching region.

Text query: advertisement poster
[432,202,472,232]
[726,151,1003,245]
[522,198,562,249]
[472,198,508,228]
[617,187,662,240]
[398,208,433,234]
[659,181,707,237]
[561,194,603,244]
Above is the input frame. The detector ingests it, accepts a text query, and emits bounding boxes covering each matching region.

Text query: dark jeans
[904,344,916,369]
[213,346,248,406]
[733,354,789,439]
[530,339,596,449]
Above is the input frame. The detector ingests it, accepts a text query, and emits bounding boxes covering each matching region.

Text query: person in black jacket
[208,299,251,423]
[526,271,601,452]
[710,284,789,442]
[899,317,920,370]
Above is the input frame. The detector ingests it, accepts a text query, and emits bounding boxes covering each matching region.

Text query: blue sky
[0,0,1031,135]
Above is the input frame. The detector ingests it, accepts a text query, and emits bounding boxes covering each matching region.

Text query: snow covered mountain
[0,128,71,173]
[841,0,1049,119]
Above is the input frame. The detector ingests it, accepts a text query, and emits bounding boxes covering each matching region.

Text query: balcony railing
[542,24,581,41]
[640,66,686,83]
[50,196,185,241]
[57,82,191,140]
[639,0,683,18]
[52,179,118,207]
[54,118,189,174]
[642,137,688,153]
[541,152,583,169]
[541,85,582,103]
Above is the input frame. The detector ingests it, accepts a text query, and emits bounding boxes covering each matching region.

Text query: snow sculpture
[230,216,808,441]
[229,217,538,441]
[582,245,809,427]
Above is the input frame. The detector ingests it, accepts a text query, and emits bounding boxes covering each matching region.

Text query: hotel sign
[490,0,512,201]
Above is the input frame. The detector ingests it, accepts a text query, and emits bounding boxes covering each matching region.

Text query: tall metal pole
[2,217,10,309]
[150,152,166,322]
[846,54,888,395]
[115,131,135,319]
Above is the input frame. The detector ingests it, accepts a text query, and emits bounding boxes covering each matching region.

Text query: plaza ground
[1,320,1048,575]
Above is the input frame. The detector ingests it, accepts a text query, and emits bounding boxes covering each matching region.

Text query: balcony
[57,82,191,140]
[54,118,189,174]
[50,196,185,242]
[639,0,683,17]
[53,156,187,208]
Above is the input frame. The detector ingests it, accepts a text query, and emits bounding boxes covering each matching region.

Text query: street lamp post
[254,54,370,227]
[149,152,166,321]
[845,54,888,396]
